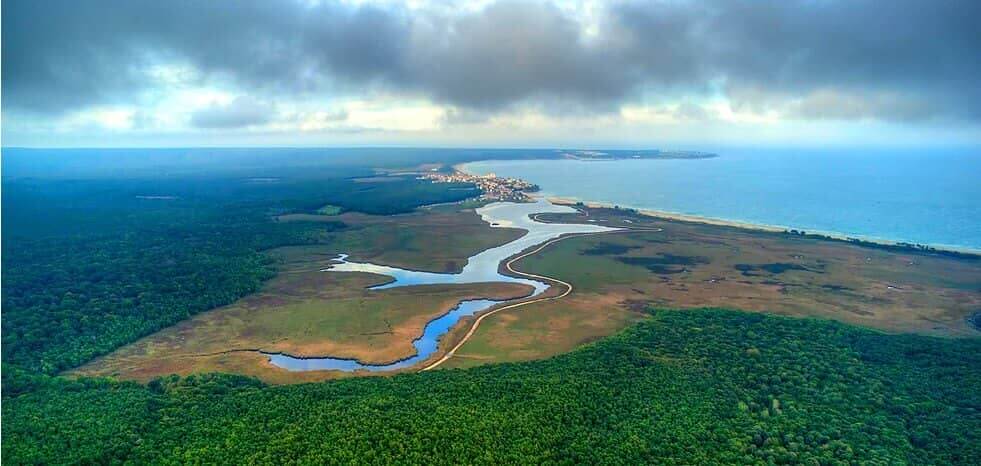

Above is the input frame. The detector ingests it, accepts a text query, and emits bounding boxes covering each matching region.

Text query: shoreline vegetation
[454,160,978,258]
[550,197,981,260]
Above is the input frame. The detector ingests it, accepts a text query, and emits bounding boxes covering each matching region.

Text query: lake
[462,148,981,251]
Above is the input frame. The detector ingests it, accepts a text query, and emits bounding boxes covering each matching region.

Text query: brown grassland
[73,203,981,382]
[444,206,981,368]
[73,207,530,384]
[277,204,520,273]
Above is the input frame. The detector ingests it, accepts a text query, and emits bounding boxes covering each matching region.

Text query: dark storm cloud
[1,0,409,113]
[685,0,981,120]
[190,96,274,129]
[3,0,980,122]
[404,2,633,109]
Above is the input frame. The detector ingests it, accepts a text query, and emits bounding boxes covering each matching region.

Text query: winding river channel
[264,199,616,372]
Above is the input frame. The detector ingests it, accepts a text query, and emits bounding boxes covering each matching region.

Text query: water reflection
[266,199,616,372]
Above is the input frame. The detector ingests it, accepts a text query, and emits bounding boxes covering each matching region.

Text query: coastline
[547,196,981,256]
[455,161,981,256]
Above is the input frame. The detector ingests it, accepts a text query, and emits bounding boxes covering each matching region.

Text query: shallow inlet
[265,199,616,372]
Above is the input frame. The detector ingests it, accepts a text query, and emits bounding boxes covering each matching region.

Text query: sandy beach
[545,195,981,255]
[456,162,981,255]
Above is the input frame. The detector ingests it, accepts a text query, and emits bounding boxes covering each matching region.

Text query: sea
[462,147,981,252]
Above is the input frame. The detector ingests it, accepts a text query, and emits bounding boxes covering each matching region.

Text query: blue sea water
[463,148,981,251]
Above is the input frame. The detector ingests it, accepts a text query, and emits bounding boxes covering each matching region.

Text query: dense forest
[4,309,979,464]
[1,173,475,386]
[2,151,979,464]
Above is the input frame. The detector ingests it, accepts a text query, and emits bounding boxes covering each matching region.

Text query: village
[421,170,539,202]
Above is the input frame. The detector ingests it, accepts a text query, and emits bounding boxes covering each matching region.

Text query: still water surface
[265,199,615,371]
[464,148,981,250]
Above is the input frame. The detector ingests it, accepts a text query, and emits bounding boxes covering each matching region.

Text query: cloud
[674,102,711,121]
[694,0,981,122]
[786,90,936,123]
[1,0,409,115]
[2,0,980,125]
[190,96,274,129]
[403,1,633,110]
[286,108,350,132]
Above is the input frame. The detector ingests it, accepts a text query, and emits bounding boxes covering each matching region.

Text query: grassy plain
[73,207,530,384]
[71,200,981,381]
[445,206,981,368]
[279,206,522,273]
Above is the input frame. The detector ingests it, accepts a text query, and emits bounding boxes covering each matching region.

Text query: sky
[2,0,980,149]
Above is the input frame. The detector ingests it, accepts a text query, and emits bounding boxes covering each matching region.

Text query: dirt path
[419,233,584,371]
[420,221,663,371]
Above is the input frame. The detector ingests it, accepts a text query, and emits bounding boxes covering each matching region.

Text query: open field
[446,206,981,368]
[71,200,981,381]
[71,206,531,384]
[73,243,532,383]
[278,207,523,273]
[443,293,648,369]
